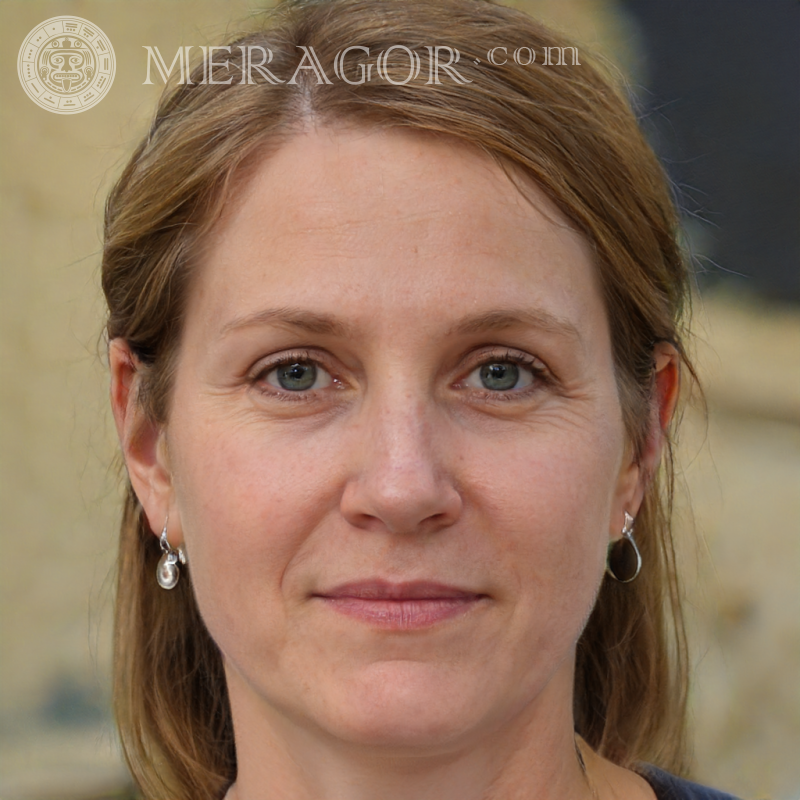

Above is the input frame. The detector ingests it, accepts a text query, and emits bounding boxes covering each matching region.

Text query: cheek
[169,414,340,644]
[467,421,619,623]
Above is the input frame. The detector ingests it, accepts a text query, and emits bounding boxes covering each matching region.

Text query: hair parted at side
[103,1,694,797]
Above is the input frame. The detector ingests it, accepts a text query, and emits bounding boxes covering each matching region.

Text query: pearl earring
[156,516,187,590]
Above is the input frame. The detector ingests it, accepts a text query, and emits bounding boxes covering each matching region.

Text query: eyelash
[461,349,550,402]
[250,349,330,403]
[249,348,550,403]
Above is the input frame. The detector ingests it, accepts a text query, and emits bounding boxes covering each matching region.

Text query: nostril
[339,472,463,536]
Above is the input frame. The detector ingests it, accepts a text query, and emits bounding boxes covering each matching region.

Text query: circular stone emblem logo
[18,16,115,114]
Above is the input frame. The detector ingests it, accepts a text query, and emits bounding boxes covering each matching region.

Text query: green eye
[479,363,520,391]
[267,361,330,392]
[279,362,316,390]
[464,358,537,393]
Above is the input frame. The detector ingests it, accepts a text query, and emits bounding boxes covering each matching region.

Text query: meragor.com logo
[17,16,115,114]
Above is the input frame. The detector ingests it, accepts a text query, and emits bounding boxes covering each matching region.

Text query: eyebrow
[219,307,350,339]
[446,308,582,343]
[218,306,582,343]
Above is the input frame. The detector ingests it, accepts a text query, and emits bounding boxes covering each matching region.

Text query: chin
[316,660,501,750]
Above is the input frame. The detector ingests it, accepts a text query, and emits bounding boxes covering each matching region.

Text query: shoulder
[637,764,744,800]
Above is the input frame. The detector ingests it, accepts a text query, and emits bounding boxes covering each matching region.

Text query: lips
[314,580,486,629]
[319,580,481,600]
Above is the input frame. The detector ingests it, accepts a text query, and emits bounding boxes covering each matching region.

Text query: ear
[612,341,681,531]
[109,338,181,546]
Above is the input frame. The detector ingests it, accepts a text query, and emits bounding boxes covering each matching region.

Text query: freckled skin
[115,126,660,800]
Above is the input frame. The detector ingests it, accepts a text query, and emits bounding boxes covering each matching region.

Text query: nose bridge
[369,379,439,491]
[340,374,462,535]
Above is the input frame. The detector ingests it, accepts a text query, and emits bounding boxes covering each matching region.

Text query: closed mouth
[313,580,487,629]
[315,580,484,601]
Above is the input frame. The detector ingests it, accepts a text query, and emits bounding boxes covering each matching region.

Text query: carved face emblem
[39,37,95,93]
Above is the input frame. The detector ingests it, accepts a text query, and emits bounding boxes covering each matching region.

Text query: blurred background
[0,1,797,798]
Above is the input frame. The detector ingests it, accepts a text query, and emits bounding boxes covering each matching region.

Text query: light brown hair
[103,1,693,797]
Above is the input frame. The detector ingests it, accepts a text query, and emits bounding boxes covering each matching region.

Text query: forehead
[190,125,604,341]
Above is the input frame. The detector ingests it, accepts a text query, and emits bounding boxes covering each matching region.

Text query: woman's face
[150,127,643,750]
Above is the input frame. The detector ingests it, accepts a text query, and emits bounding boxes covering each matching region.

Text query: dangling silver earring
[606,511,642,583]
[156,516,187,590]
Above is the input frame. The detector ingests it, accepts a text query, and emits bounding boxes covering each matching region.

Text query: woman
[103,1,741,798]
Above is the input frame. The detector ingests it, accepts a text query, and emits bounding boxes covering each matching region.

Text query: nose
[339,389,463,536]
